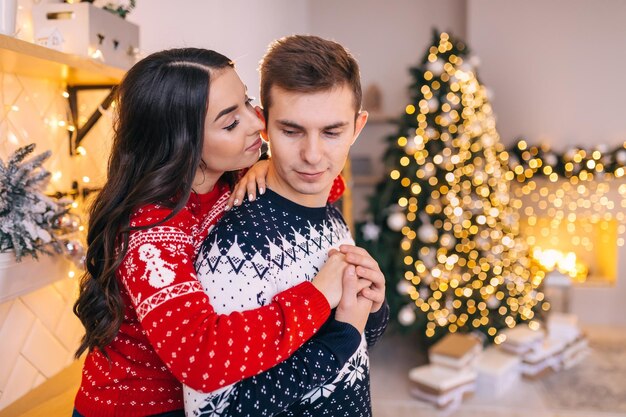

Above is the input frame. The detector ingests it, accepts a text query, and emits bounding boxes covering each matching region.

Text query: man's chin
[291,181,331,197]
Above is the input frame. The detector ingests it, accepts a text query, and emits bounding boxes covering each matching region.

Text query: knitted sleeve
[189,320,361,417]
[364,300,390,348]
[118,204,331,393]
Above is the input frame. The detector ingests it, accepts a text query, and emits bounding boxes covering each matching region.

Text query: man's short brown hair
[259,35,362,120]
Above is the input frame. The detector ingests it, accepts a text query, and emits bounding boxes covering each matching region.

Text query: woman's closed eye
[225,118,240,131]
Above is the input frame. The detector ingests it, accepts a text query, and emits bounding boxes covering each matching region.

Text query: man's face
[264,84,367,207]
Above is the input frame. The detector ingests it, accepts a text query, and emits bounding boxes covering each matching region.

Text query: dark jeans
[72,409,185,417]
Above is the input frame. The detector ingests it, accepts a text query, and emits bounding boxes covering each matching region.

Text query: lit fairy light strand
[507,140,626,259]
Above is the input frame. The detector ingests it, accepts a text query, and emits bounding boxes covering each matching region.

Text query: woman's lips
[246,137,262,152]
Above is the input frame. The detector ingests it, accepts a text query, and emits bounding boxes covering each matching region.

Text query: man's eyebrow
[322,122,349,130]
[276,120,304,130]
[214,105,238,122]
[276,120,349,130]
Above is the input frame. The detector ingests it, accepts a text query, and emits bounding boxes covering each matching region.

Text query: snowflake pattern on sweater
[185,189,387,417]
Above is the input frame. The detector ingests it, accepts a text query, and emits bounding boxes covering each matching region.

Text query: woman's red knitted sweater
[74,182,333,416]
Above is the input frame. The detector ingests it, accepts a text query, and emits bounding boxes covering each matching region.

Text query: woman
[72,48,373,417]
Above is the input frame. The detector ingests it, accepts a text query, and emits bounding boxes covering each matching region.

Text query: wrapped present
[429,333,483,370]
[476,346,520,397]
[561,335,590,369]
[548,312,581,345]
[408,364,476,409]
[521,338,566,378]
[500,324,545,355]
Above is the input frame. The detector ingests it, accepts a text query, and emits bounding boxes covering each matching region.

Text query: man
[185,35,389,417]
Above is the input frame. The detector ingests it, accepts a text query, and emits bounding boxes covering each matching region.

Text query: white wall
[467,0,626,149]
[309,0,467,116]
[129,0,310,99]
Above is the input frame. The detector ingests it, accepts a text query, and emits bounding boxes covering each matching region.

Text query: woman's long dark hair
[74,48,234,357]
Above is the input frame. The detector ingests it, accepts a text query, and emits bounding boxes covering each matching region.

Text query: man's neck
[266,166,330,208]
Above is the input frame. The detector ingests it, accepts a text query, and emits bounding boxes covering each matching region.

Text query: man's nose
[301,137,322,165]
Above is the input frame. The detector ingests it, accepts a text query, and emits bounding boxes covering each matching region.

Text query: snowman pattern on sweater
[185,189,373,417]
[138,243,177,288]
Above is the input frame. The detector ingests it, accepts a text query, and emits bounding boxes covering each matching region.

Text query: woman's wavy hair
[74,48,235,357]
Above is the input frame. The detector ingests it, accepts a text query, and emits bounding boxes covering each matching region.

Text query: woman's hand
[311,250,352,309]
[339,244,386,313]
[226,160,269,210]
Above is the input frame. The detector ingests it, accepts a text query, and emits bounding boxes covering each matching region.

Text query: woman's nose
[246,106,264,133]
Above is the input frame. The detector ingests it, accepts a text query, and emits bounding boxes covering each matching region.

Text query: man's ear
[351,110,369,146]
[256,105,269,141]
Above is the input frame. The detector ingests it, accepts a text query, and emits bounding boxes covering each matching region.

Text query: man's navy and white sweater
[184,189,389,417]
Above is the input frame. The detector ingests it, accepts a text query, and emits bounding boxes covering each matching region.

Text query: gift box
[476,346,520,397]
[500,324,545,355]
[32,2,139,69]
[561,335,590,370]
[429,333,482,370]
[521,337,566,378]
[548,312,581,345]
[408,364,476,409]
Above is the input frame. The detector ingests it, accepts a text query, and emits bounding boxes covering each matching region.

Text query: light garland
[507,141,626,283]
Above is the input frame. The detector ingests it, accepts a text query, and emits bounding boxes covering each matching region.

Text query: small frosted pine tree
[0,144,68,261]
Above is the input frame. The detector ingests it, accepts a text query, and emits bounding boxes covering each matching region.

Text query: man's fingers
[361,287,385,304]
[356,278,371,292]
[339,244,371,258]
[355,265,384,285]
[339,245,383,273]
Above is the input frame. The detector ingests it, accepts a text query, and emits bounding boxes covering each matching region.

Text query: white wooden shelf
[0,34,124,85]
[0,252,73,304]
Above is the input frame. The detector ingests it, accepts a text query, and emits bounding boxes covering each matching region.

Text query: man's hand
[339,244,386,313]
[335,265,373,333]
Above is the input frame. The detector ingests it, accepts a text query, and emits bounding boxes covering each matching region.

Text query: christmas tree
[356,30,547,345]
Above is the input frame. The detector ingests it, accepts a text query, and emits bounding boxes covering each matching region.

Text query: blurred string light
[391,32,546,342]
[507,140,626,265]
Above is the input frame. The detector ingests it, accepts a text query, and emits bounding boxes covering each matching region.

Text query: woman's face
[196,67,264,191]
